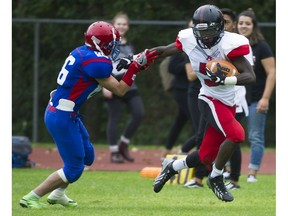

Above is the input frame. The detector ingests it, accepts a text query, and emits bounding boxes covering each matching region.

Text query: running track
[29,147,275,174]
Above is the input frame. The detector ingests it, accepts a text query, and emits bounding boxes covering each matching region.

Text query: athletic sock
[23,191,40,200]
[48,188,66,199]
[172,157,188,171]
[110,145,119,153]
[120,135,130,144]
[210,163,223,178]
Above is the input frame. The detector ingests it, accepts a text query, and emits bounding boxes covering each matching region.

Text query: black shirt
[246,40,274,104]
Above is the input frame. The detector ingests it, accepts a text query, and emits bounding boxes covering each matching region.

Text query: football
[206,59,239,77]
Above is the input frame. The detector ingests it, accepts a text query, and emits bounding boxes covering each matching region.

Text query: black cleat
[206,174,234,202]
[153,158,177,193]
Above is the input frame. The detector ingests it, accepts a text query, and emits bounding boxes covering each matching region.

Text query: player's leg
[225,111,245,189]
[198,97,244,202]
[20,109,81,208]
[46,114,88,207]
[78,118,95,166]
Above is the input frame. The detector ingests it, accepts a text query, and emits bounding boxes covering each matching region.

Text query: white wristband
[224,76,237,85]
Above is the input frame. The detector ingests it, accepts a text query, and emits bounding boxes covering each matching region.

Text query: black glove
[116,55,133,71]
[206,63,226,85]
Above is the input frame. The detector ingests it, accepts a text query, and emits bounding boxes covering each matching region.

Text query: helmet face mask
[84,21,121,60]
[104,39,121,60]
[192,5,224,49]
[194,24,219,38]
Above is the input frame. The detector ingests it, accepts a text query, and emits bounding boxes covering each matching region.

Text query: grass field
[12,168,276,216]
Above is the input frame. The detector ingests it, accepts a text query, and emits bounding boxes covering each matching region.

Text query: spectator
[182,59,209,188]
[102,12,144,163]
[162,20,194,158]
[236,8,276,183]
[220,7,249,190]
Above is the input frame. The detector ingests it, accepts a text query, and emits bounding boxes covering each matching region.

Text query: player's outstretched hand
[206,63,226,85]
[134,49,158,70]
[121,50,158,86]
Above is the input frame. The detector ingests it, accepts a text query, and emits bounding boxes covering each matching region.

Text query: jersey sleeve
[222,33,251,59]
[176,28,196,53]
[175,37,183,51]
[82,57,113,79]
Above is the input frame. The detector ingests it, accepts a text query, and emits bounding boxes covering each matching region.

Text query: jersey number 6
[57,55,76,85]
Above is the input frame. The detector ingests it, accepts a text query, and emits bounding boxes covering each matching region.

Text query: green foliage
[12,169,276,216]
[12,0,276,146]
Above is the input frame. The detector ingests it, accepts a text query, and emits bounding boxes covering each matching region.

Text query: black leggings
[182,84,209,179]
[165,88,192,150]
[106,90,144,145]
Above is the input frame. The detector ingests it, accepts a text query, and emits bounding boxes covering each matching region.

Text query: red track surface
[29,147,275,175]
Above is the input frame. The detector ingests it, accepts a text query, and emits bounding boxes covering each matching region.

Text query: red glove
[134,49,158,70]
[122,49,158,86]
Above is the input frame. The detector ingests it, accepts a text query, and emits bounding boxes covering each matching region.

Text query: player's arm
[116,42,180,71]
[97,76,130,97]
[149,43,181,58]
[206,56,255,85]
[231,56,256,85]
[97,49,158,97]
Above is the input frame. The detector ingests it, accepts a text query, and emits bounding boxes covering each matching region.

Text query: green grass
[12,169,276,216]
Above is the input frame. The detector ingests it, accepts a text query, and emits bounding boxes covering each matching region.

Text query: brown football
[206,59,239,77]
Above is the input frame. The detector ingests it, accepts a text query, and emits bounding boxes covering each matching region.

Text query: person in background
[162,52,192,157]
[181,56,210,188]
[102,12,144,163]
[220,7,249,190]
[162,20,193,158]
[19,21,156,209]
[236,8,276,183]
[151,4,255,202]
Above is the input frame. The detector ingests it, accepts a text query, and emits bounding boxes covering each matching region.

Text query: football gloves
[116,56,133,71]
[206,62,226,85]
[116,49,158,71]
[134,49,158,70]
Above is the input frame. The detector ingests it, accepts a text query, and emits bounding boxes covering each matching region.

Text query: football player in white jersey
[151,4,255,202]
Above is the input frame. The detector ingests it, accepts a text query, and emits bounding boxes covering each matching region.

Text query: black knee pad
[186,151,202,168]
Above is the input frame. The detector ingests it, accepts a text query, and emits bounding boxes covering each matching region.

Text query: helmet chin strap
[112,27,117,42]
[91,36,105,56]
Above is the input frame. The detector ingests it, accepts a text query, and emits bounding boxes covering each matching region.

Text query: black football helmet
[192,5,224,49]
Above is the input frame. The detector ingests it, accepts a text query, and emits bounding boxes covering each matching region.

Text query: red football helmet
[84,21,121,60]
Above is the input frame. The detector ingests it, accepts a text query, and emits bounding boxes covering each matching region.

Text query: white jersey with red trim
[176,29,253,106]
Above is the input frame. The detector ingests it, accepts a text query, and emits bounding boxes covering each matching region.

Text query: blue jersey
[50,45,113,112]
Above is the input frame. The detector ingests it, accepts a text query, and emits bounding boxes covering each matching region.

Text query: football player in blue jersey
[19,21,157,209]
